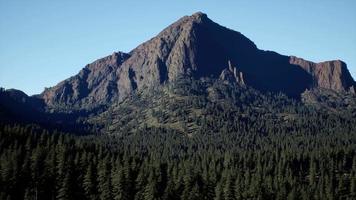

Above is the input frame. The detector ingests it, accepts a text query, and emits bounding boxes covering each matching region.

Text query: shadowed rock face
[40,12,355,109]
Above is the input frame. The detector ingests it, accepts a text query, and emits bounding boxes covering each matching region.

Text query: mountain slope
[41,51,130,110]
[39,12,355,111]
[89,76,356,136]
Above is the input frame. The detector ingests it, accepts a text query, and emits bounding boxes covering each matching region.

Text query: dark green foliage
[83,163,98,200]
[1,78,356,199]
[0,119,355,200]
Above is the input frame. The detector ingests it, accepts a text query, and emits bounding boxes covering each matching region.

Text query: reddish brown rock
[289,56,355,92]
[41,52,130,108]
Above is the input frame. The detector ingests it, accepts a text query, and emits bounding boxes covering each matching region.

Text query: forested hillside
[1,78,356,200]
[1,120,355,200]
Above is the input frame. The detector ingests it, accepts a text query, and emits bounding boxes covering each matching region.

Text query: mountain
[1,12,355,132]
[1,12,356,200]
[38,12,355,112]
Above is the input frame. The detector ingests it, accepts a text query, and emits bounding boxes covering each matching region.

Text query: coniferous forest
[1,78,356,200]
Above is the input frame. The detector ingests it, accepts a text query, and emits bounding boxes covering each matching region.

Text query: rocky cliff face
[289,56,355,92]
[39,12,355,110]
[41,52,130,108]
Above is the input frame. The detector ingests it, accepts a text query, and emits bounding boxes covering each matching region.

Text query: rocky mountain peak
[38,12,355,110]
[190,11,208,22]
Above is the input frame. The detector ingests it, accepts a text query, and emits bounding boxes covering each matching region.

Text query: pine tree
[309,158,317,188]
[214,180,223,200]
[56,170,73,200]
[56,145,67,197]
[112,167,129,200]
[83,163,97,200]
[234,177,243,200]
[143,169,158,200]
[223,174,234,200]
[97,156,113,200]
[350,173,356,197]
[188,182,201,200]
[287,188,297,200]
[162,178,178,200]
[325,173,335,200]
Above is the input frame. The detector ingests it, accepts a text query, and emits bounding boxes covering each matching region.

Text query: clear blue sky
[1,0,355,95]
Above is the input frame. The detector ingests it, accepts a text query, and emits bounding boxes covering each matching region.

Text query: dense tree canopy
[1,78,356,199]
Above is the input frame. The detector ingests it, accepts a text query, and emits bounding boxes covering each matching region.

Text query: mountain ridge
[4,12,356,112]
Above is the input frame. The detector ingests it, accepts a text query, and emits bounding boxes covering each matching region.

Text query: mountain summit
[40,12,355,110]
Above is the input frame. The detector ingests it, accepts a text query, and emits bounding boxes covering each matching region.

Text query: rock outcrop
[289,56,355,92]
[220,61,245,86]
